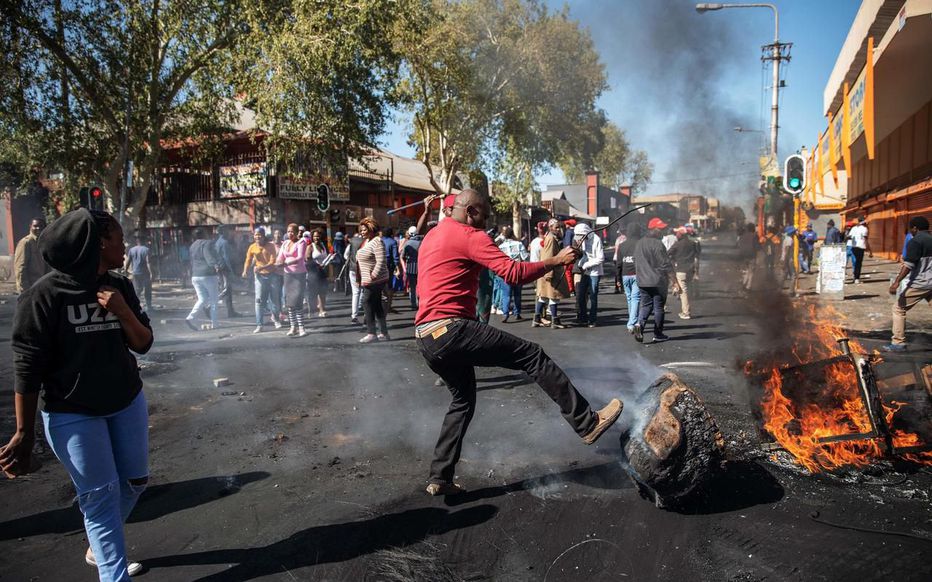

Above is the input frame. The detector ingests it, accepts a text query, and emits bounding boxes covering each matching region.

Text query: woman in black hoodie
[0,209,153,581]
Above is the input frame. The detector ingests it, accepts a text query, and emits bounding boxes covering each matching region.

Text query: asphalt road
[1,239,930,581]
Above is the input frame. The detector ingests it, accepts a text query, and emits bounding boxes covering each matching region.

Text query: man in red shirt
[415,189,623,496]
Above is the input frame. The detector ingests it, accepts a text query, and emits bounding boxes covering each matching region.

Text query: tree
[394,0,607,197]
[560,122,654,194]
[490,140,536,238]
[0,0,407,232]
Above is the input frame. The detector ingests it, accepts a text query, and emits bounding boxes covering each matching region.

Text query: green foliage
[394,0,607,196]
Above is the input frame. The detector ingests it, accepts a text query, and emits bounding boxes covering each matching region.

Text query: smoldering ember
[1,1,931,581]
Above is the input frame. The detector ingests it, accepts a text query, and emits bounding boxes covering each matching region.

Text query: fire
[751,303,931,471]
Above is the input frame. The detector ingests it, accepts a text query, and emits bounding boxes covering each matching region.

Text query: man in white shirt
[847,217,872,283]
[573,223,604,327]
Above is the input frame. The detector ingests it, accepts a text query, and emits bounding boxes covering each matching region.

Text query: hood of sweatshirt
[38,208,101,283]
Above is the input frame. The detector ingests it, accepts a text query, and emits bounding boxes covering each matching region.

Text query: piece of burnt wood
[619,373,726,509]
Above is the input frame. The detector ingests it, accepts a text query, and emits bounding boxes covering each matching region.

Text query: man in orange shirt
[242,228,283,333]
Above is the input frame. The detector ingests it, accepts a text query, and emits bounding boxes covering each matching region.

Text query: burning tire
[619,373,726,509]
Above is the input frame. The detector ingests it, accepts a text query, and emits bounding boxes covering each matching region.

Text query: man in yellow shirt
[242,228,283,333]
[13,218,48,293]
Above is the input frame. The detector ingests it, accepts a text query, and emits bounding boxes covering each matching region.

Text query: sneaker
[514,315,524,322]
[502,314,510,323]
[626,325,635,334]
[582,398,624,445]
[86,550,143,576]
[252,325,263,334]
[351,317,359,324]
[377,333,390,341]
[678,313,691,320]
[652,334,671,343]
[297,327,308,338]
[359,334,377,343]
[273,319,283,330]
[587,323,597,328]
[286,327,298,337]
[550,318,566,330]
[184,318,199,332]
[854,279,861,285]
[318,311,327,318]
[532,316,544,327]
[880,343,906,353]
[425,482,466,496]
[633,323,643,343]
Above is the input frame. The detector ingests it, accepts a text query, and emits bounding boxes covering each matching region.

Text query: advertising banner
[279,175,350,201]
[816,244,846,297]
[219,162,267,199]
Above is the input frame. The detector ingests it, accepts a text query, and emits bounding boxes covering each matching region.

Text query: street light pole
[696,3,791,161]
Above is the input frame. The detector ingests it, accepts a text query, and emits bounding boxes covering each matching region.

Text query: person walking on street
[414,189,623,496]
[242,228,283,333]
[13,218,49,293]
[633,217,681,343]
[824,219,843,244]
[357,217,390,342]
[780,226,799,295]
[881,216,931,352]
[215,227,241,317]
[737,223,759,293]
[847,217,872,283]
[617,223,642,333]
[2,208,153,581]
[534,219,570,329]
[307,228,331,318]
[612,230,627,294]
[669,226,700,320]
[186,228,221,331]
[497,226,529,322]
[124,236,153,311]
[572,223,604,327]
[276,224,310,338]
[799,224,817,274]
[344,232,365,324]
[762,225,781,277]
[402,225,423,309]
[381,227,400,314]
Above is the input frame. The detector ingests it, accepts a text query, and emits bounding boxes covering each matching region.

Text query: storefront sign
[848,69,866,144]
[279,175,350,201]
[219,162,267,198]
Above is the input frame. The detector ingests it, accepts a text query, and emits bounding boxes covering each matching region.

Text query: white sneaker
[252,325,263,334]
[297,327,308,338]
[359,334,377,343]
[86,551,143,576]
[273,319,283,329]
[318,311,327,318]
[286,327,297,337]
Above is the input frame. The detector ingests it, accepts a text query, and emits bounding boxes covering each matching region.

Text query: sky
[378,0,861,209]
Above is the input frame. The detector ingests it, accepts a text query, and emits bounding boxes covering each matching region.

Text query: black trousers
[637,285,667,336]
[132,272,152,309]
[416,319,598,484]
[362,283,388,335]
[218,270,236,315]
[851,247,865,280]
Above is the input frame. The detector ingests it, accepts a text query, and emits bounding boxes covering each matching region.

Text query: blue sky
[378,0,860,207]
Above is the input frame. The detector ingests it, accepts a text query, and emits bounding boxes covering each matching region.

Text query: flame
[751,303,931,471]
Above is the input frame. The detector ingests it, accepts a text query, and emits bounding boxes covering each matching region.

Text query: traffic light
[783,154,806,195]
[316,183,330,211]
[78,185,105,210]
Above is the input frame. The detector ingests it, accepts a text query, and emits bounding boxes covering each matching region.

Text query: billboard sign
[219,162,267,198]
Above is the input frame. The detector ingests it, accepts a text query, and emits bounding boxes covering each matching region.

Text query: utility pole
[696,3,791,160]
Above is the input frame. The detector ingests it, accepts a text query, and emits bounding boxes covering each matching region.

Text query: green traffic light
[789,177,801,188]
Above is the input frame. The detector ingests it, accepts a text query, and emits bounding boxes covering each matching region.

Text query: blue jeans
[254,273,282,325]
[498,281,523,317]
[492,276,504,311]
[638,286,667,336]
[622,275,640,328]
[575,274,600,324]
[43,392,149,582]
[189,275,218,326]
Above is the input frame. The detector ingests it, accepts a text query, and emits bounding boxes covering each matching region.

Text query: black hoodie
[12,208,153,415]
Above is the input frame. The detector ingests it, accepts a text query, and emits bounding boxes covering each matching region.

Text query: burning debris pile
[746,303,932,472]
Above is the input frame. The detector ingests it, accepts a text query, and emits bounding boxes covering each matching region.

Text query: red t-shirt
[415,219,549,325]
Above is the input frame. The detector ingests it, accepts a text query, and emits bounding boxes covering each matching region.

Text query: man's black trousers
[416,319,598,484]
[637,285,667,336]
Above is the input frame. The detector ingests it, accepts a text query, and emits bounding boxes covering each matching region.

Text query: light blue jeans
[189,275,219,326]
[43,392,149,582]
[498,281,523,317]
[622,275,640,329]
[254,273,282,325]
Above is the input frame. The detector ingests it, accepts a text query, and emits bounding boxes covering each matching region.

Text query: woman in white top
[307,229,331,316]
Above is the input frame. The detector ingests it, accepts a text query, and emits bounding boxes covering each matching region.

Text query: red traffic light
[90,187,103,198]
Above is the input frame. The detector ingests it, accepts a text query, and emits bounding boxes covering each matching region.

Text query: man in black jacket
[633,218,681,343]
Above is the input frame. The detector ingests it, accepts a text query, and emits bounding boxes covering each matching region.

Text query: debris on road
[213,377,231,387]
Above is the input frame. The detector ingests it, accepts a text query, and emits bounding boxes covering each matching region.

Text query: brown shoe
[425,482,466,496]
[582,398,623,444]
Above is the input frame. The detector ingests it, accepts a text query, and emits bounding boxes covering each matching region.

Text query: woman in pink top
[276,223,309,337]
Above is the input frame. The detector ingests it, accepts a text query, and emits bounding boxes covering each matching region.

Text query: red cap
[648,217,668,230]
[564,219,577,227]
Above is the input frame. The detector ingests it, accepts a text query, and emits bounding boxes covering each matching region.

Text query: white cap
[406,226,418,236]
